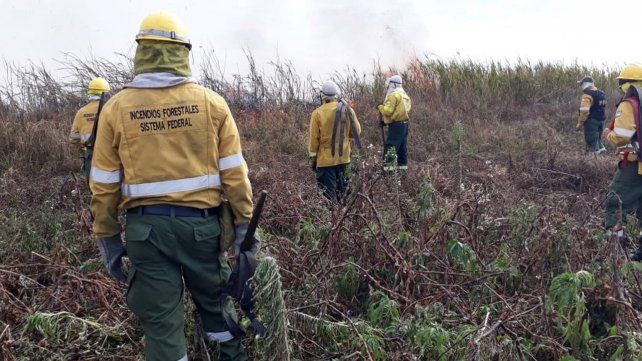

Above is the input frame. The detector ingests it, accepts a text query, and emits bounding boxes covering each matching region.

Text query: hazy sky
[0,0,638,79]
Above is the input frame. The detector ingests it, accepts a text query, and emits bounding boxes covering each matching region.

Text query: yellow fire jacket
[90,83,253,237]
[308,99,361,168]
[378,89,412,124]
[577,86,595,128]
[69,100,99,152]
[605,100,642,174]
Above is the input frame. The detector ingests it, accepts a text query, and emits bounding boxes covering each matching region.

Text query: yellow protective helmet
[88,77,110,95]
[136,11,191,49]
[617,64,642,82]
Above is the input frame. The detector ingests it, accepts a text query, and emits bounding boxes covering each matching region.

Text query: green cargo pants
[316,164,347,201]
[604,162,642,230]
[125,212,247,361]
[583,118,604,152]
[384,121,409,170]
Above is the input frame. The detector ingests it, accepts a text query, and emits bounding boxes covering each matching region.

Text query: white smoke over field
[0,0,639,81]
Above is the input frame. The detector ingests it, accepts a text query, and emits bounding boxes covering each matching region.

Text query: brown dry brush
[1,54,642,360]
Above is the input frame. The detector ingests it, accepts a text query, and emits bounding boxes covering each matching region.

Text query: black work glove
[310,157,317,171]
[97,235,127,283]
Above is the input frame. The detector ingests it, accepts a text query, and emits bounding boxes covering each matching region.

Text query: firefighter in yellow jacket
[69,77,110,181]
[378,75,412,171]
[602,64,642,261]
[308,81,361,201]
[576,76,607,153]
[90,11,253,361]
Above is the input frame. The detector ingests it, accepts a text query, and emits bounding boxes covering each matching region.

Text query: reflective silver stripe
[176,355,188,361]
[383,166,396,171]
[69,131,81,139]
[398,165,408,170]
[138,28,190,43]
[122,174,221,197]
[205,331,234,342]
[219,152,245,171]
[80,133,92,142]
[309,152,318,157]
[614,127,636,137]
[91,167,122,184]
[579,106,590,111]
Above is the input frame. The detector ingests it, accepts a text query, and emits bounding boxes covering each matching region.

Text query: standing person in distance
[577,76,607,154]
[602,64,642,261]
[69,77,110,182]
[308,81,361,201]
[378,75,412,171]
[90,11,255,361]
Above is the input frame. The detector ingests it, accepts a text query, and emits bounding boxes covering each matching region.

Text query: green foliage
[421,58,617,107]
[451,120,464,148]
[607,332,642,360]
[395,231,410,248]
[0,199,78,260]
[560,356,579,361]
[508,203,540,250]
[350,330,387,361]
[414,179,436,218]
[334,261,360,300]
[491,248,522,292]
[547,271,596,355]
[367,291,400,330]
[405,304,474,359]
[24,311,124,344]
[413,321,453,359]
[447,239,478,273]
[296,218,330,248]
[383,147,398,171]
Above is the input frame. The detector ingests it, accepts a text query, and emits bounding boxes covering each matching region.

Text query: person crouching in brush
[602,64,642,261]
[308,81,362,202]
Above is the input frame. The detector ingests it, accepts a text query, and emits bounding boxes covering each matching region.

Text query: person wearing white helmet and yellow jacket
[308,81,361,201]
[576,76,607,153]
[603,64,642,261]
[378,75,412,171]
[69,77,110,181]
[90,11,252,361]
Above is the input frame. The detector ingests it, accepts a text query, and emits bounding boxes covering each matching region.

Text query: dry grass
[1,54,640,360]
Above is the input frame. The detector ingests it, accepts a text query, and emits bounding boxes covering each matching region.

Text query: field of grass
[1,54,640,360]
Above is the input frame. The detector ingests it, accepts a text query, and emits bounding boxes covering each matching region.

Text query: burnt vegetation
[1,52,640,360]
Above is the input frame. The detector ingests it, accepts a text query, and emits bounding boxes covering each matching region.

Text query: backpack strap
[338,102,347,157]
[330,102,341,157]
[346,102,362,150]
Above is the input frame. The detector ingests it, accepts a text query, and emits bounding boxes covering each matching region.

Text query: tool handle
[241,190,267,251]
[86,92,107,149]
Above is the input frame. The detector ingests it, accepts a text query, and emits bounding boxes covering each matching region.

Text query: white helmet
[321,80,340,99]
[387,75,403,85]
[388,75,403,84]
